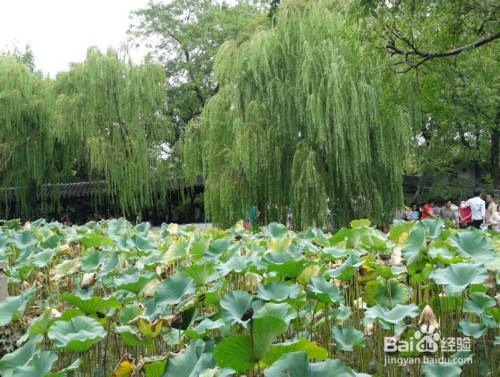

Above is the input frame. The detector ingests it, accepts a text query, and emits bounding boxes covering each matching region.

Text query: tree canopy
[181,0,417,229]
[0,48,170,217]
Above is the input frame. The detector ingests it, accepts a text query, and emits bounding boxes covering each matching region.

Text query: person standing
[406,203,419,221]
[461,189,486,229]
[441,199,460,228]
[432,200,442,216]
[421,199,437,219]
[489,206,500,231]
[485,193,497,228]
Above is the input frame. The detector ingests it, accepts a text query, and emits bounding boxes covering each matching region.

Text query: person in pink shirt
[459,195,473,229]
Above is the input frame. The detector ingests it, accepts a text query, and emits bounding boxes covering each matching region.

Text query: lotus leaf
[254,302,297,325]
[31,248,55,268]
[11,351,57,377]
[79,232,112,248]
[81,250,107,272]
[217,255,249,275]
[401,229,425,262]
[128,234,156,254]
[48,316,106,352]
[115,326,153,348]
[155,273,196,306]
[128,316,164,339]
[421,362,462,377]
[213,316,287,372]
[115,268,158,295]
[0,334,43,377]
[11,230,37,250]
[59,292,121,315]
[331,326,365,351]
[414,218,444,239]
[429,263,488,296]
[364,304,419,332]
[458,320,486,339]
[463,293,496,315]
[44,359,81,377]
[220,290,265,326]
[51,257,81,281]
[182,261,224,286]
[261,338,328,366]
[268,259,310,279]
[256,281,301,302]
[263,223,289,238]
[447,232,495,265]
[184,318,225,339]
[163,238,190,264]
[306,277,345,305]
[373,279,409,309]
[264,351,353,377]
[0,286,35,326]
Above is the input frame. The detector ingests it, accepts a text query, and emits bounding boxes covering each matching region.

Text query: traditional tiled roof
[2,174,206,201]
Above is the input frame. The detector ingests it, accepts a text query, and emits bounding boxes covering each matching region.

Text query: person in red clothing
[421,199,437,219]
[459,195,473,229]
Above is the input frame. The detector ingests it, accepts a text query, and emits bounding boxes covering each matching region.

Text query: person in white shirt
[489,206,500,232]
[460,189,485,229]
[485,193,497,228]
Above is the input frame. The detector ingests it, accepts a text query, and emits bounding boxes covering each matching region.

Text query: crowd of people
[403,189,498,230]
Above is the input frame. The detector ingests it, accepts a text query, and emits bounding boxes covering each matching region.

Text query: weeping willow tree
[0,47,170,217]
[180,0,417,229]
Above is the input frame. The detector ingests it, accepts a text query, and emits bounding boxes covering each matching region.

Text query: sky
[0,0,152,77]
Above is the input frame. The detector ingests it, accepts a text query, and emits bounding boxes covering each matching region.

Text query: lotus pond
[0,218,499,377]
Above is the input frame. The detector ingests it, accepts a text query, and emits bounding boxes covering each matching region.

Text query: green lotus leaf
[136,356,168,377]
[261,338,328,366]
[373,279,409,309]
[217,255,249,275]
[220,290,265,327]
[254,302,297,325]
[447,232,495,265]
[364,304,419,329]
[114,325,153,348]
[388,221,415,241]
[136,250,165,270]
[449,350,473,366]
[112,234,129,251]
[463,292,496,315]
[197,279,226,306]
[458,320,486,339]
[128,315,165,339]
[265,351,353,377]
[321,247,350,261]
[183,318,225,339]
[47,316,106,352]
[162,339,213,377]
[51,257,81,281]
[306,277,345,305]
[214,317,287,372]
[119,304,145,324]
[17,308,53,344]
[401,229,425,262]
[269,236,292,252]
[268,258,310,279]
[163,237,190,264]
[421,362,462,377]
[494,336,500,345]
[59,292,121,315]
[128,234,156,254]
[182,261,224,286]
[81,250,107,272]
[324,252,364,281]
[263,223,289,238]
[11,230,37,250]
[429,263,488,296]
[414,218,444,239]
[107,218,125,235]
[11,351,57,377]
[207,237,232,256]
[135,222,150,232]
[256,281,301,302]
[0,286,35,326]
[96,251,122,279]
[154,273,196,306]
[44,359,81,377]
[79,232,113,249]
[486,308,500,323]
[331,325,365,351]
[115,267,158,295]
[190,234,211,262]
[0,334,43,377]
[31,248,55,268]
[427,245,462,265]
[39,234,61,249]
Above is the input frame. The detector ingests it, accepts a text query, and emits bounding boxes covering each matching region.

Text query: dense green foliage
[0,48,170,217]
[0,218,499,376]
[128,0,261,141]
[181,0,416,229]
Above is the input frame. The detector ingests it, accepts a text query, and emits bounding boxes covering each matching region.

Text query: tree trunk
[492,123,500,189]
